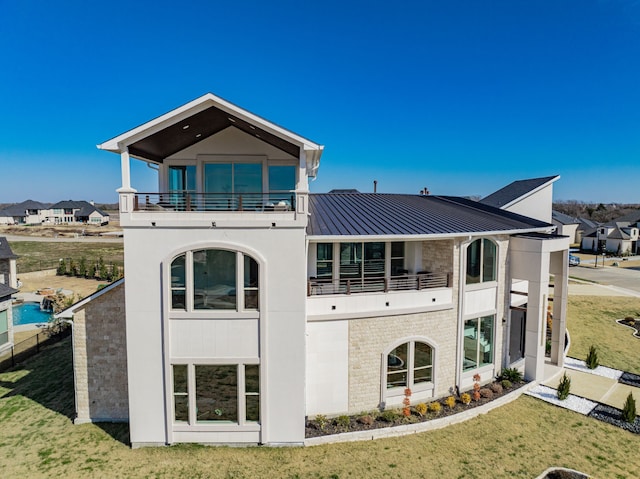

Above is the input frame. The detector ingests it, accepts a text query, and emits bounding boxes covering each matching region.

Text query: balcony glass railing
[132,191,296,212]
[307,272,451,296]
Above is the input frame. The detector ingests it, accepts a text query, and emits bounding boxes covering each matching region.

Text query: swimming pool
[12,302,53,326]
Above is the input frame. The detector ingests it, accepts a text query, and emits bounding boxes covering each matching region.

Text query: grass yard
[1,338,640,479]
[567,295,640,374]
[9,241,124,274]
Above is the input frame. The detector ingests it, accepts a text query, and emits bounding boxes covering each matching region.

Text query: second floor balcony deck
[308,272,452,296]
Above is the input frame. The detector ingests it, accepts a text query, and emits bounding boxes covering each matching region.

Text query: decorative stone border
[534,466,589,479]
[615,318,640,339]
[304,382,534,446]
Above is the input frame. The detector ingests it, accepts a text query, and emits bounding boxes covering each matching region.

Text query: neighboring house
[46,200,110,225]
[59,93,569,448]
[575,217,599,245]
[551,211,580,244]
[0,200,51,225]
[0,237,18,353]
[581,222,640,255]
[479,175,559,223]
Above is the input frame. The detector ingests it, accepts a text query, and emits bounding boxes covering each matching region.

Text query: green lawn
[567,295,640,374]
[9,241,124,274]
[1,338,639,478]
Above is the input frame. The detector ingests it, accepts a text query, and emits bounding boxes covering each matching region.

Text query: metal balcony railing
[132,191,296,212]
[307,272,451,296]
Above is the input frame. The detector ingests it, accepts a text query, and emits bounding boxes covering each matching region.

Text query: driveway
[569,264,640,296]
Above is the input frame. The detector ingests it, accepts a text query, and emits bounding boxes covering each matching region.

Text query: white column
[119,148,132,191]
[550,250,569,367]
[524,276,548,382]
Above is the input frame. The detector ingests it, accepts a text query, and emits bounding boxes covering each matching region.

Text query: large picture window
[172,363,259,425]
[170,249,259,311]
[463,315,495,371]
[386,340,433,391]
[466,239,497,284]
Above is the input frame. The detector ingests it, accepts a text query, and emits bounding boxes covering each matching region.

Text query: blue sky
[1,0,639,203]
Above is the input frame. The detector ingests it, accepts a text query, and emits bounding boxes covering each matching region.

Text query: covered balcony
[306,240,455,319]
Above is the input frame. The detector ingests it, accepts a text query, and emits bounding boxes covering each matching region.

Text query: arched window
[466,238,497,284]
[170,249,259,311]
[386,341,433,391]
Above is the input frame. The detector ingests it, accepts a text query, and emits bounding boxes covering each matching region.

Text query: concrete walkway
[528,358,639,412]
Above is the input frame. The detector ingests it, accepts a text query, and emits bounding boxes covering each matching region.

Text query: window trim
[381,337,436,401]
[461,314,496,373]
[169,249,259,314]
[465,238,498,286]
[171,361,261,432]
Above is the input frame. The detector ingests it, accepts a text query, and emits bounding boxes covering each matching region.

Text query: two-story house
[60,93,570,447]
[0,237,18,353]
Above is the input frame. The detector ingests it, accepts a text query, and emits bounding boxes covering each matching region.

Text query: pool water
[12,302,53,326]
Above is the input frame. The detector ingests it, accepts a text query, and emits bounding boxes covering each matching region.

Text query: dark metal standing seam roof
[307,194,552,237]
[0,237,17,259]
[0,282,17,299]
[480,175,559,208]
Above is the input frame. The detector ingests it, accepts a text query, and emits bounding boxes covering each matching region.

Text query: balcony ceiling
[127,105,301,163]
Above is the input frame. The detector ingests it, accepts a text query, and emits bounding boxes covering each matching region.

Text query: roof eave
[306,226,554,242]
[97,93,324,158]
[500,176,560,210]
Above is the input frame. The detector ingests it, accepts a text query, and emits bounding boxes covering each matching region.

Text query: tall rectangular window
[363,243,385,278]
[339,243,362,279]
[0,309,8,345]
[244,255,259,310]
[172,365,189,423]
[463,315,495,371]
[245,365,260,423]
[268,165,296,207]
[316,243,333,279]
[390,242,405,276]
[170,255,186,310]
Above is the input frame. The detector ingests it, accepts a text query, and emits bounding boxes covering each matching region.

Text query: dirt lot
[0,216,121,238]
[19,271,109,299]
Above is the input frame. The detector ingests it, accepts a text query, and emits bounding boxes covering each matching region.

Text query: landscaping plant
[585,344,599,369]
[414,402,427,417]
[622,392,637,423]
[499,367,523,383]
[402,388,412,417]
[444,396,456,410]
[557,372,571,400]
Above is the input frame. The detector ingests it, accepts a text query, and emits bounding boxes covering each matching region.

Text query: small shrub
[415,403,427,417]
[499,368,523,383]
[557,372,571,400]
[428,401,441,414]
[479,388,494,399]
[357,415,374,426]
[585,345,599,369]
[501,379,512,389]
[335,415,351,431]
[380,410,399,423]
[622,392,637,423]
[314,414,328,430]
[489,382,503,395]
[460,393,471,405]
[444,396,456,409]
[472,390,481,401]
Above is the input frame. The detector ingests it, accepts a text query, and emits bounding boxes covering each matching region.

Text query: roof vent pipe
[374,180,377,193]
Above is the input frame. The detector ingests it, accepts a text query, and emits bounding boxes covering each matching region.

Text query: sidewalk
[526,358,639,414]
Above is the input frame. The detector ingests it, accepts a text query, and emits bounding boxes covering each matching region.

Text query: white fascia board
[97,93,323,155]
[501,176,560,210]
[306,226,554,242]
[54,278,124,319]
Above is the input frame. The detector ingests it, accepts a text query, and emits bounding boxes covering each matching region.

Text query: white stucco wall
[305,320,349,416]
[503,184,554,223]
[123,225,308,446]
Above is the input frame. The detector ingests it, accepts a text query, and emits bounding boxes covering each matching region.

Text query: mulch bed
[305,379,526,438]
[619,372,640,388]
[541,469,588,479]
[616,317,640,339]
[588,403,640,434]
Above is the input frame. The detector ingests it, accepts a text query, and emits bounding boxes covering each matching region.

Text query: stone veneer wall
[73,282,128,423]
[422,239,454,275]
[347,239,461,413]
